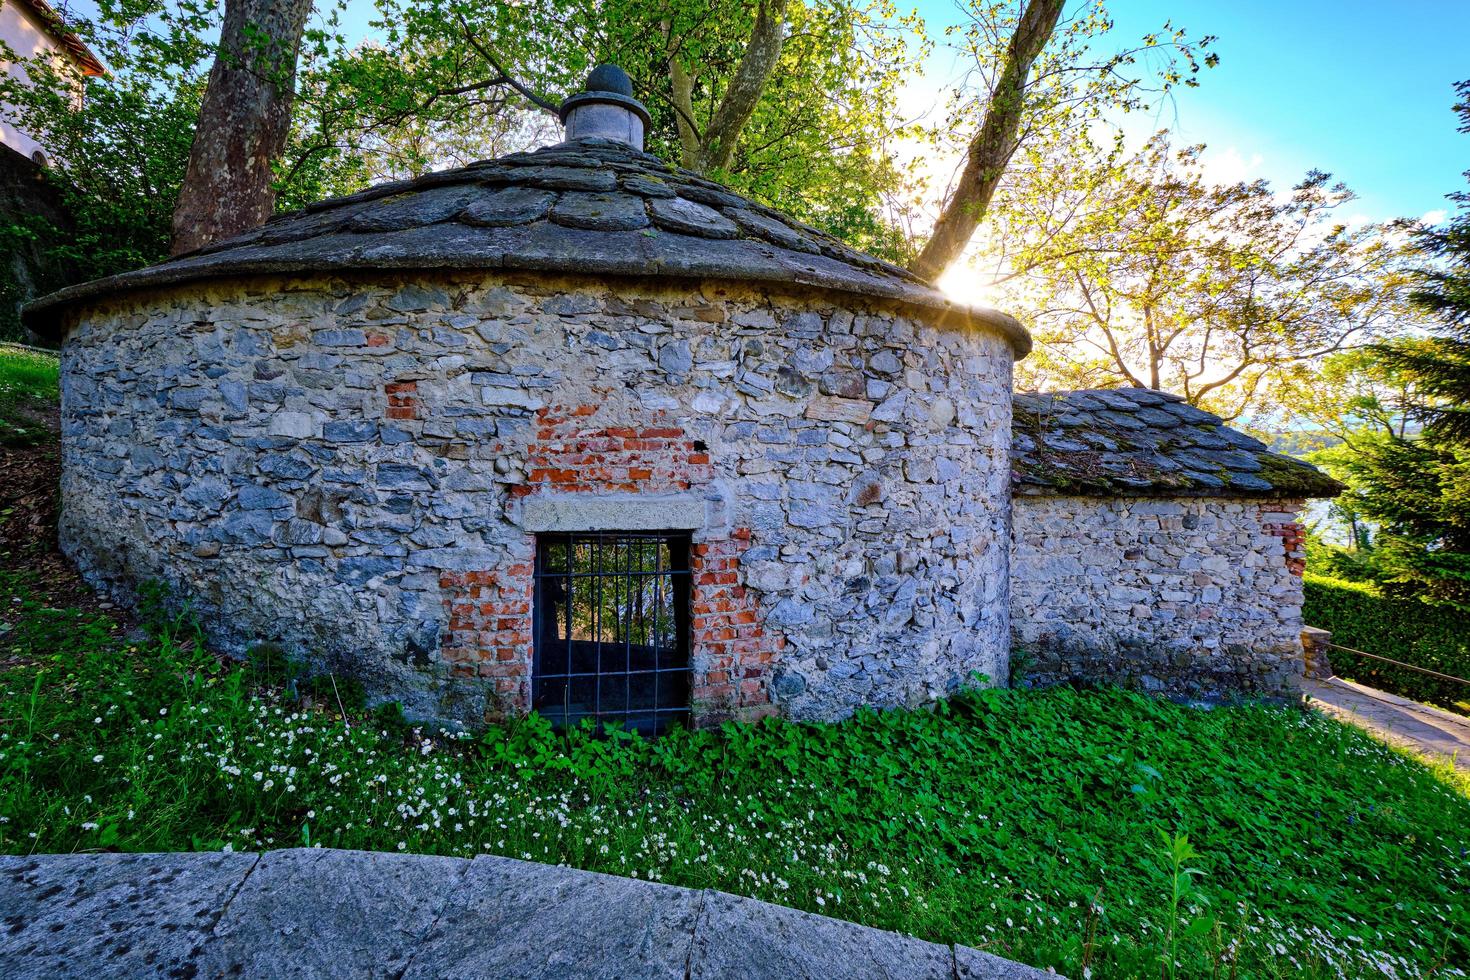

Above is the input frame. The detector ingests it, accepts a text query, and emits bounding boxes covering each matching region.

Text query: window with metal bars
[532,531,692,735]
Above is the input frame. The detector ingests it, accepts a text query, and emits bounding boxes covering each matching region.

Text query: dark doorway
[533,531,692,734]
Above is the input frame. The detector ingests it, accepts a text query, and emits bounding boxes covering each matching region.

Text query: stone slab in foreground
[0,849,1061,979]
[0,851,259,977]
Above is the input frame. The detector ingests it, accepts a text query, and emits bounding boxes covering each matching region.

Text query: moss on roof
[1011,388,1343,499]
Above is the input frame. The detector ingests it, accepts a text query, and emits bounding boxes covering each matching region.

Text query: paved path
[0,849,1056,979]
[1303,677,1470,771]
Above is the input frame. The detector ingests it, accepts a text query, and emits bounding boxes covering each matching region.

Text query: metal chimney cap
[558,64,652,128]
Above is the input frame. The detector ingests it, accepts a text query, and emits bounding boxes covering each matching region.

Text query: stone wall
[1010,495,1306,697]
[57,271,1015,726]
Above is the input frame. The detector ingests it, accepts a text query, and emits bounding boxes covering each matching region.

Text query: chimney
[558,64,652,151]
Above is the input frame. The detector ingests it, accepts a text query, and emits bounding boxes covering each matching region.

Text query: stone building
[23,68,1340,729]
[24,69,1029,730]
[1009,388,1341,697]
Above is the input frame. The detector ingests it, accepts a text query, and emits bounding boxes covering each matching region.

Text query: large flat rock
[199,847,471,978]
[0,850,257,979]
[1,850,1063,979]
[690,888,954,979]
[402,855,703,979]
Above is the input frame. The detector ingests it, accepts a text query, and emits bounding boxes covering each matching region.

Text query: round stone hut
[24,68,1031,730]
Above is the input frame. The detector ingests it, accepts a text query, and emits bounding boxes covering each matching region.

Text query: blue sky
[910,0,1470,223]
[312,1,1469,221]
[94,0,1463,222]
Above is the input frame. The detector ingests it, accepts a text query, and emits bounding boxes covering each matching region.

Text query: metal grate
[532,531,692,735]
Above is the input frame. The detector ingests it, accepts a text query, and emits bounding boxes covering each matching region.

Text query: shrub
[1303,573,1470,710]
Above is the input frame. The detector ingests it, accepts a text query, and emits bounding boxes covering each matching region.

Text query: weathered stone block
[199,848,467,979]
[0,851,256,978]
[689,889,953,979]
[404,856,701,980]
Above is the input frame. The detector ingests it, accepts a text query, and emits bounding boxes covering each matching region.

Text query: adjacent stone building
[24,70,1029,730]
[1009,388,1341,698]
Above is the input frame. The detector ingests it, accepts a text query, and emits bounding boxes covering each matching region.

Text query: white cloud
[1194,145,1266,186]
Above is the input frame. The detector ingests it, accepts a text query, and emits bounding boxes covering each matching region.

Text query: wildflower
[91,753,104,763]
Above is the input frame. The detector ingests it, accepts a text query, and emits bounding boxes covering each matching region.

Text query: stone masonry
[55,271,1016,726]
[1010,495,1308,697]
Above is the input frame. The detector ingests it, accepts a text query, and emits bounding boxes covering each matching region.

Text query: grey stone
[323,420,378,442]
[269,411,317,438]
[387,284,451,312]
[0,851,256,979]
[404,856,700,980]
[348,185,479,231]
[314,328,367,346]
[200,848,467,979]
[869,349,902,374]
[511,165,619,192]
[658,339,693,376]
[955,944,1059,978]
[170,386,209,411]
[689,888,953,979]
[648,197,740,238]
[460,187,557,227]
[238,484,292,510]
[377,464,434,490]
[772,669,807,698]
[550,191,650,231]
[182,476,232,511]
[622,174,678,198]
[727,207,819,253]
[517,493,707,532]
[767,598,814,627]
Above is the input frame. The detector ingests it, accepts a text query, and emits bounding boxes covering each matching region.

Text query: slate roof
[1011,388,1342,498]
[22,137,1029,354]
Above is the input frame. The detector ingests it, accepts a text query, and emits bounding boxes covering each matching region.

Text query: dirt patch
[0,408,131,633]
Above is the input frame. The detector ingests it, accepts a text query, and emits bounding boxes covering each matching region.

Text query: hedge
[1303,573,1470,712]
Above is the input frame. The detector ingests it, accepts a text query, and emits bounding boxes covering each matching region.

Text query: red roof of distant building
[16,0,106,77]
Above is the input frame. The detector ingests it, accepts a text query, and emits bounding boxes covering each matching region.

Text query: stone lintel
[515,492,708,533]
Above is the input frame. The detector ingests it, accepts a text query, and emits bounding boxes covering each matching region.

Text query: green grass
[0,343,60,447]
[1,572,1466,979]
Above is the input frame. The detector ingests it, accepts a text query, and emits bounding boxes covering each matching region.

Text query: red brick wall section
[443,403,775,726]
[511,404,713,497]
[1260,502,1306,577]
[439,566,534,717]
[691,529,781,724]
[385,380,420,420]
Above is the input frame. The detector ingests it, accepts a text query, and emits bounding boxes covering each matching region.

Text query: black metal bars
[532,531,692,735]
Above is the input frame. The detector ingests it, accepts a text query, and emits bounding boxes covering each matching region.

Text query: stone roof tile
[22,136,1030,356]
[1011,387,1343,498]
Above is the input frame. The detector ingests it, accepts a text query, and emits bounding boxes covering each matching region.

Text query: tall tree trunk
[170,0,314,255]
[665,0,789,175]
[909,0,1064,282]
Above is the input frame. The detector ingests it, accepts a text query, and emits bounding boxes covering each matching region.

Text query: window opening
[533,531,692,735]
